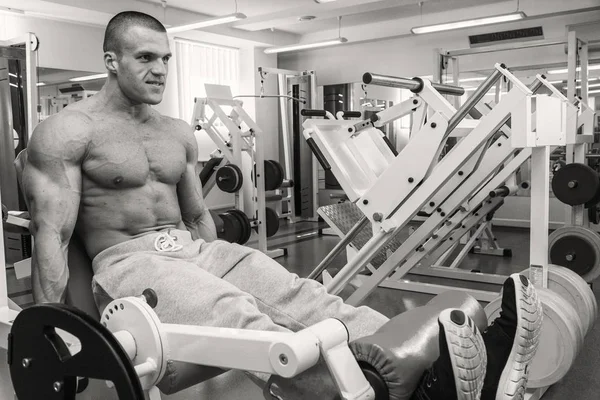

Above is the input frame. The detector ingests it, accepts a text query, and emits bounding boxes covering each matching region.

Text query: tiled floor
[4,219,599,399]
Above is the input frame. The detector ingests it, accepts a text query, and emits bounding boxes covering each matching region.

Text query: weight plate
[265,207,280,238]
[485,288,579,388]
[548,226,600,282]
[216,164,243,193]
[9,303,144,400]
[551,163,599,206]
[255,160,285,191]
[521,265,591,337]
[220,211,243,244]
[548,265,597,335]
[270,160,285,190]
[229,209,252,245]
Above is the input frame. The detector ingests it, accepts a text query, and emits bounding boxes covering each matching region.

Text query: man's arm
[22,111,88,303]
[176,120,217,242]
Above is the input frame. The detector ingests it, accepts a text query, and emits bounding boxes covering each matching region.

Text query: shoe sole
[496,274,543,400]
[439,308,487,400]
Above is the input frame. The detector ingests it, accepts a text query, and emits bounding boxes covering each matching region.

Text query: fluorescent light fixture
[589,89,600,95]
[314,0,337,3]
[411,12,526,34]
[36,82,46,86]
[0,6,24,16]
[264,37,347,54]
[69,73,108,82]
[166,13,246,34]
[548,65,600,74]
[576,83,600,89]
[460,77,487,83]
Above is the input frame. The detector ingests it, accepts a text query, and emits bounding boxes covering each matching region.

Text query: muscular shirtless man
[21,10,541,400]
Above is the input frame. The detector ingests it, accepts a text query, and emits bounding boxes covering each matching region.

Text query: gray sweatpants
[91,228,389,389]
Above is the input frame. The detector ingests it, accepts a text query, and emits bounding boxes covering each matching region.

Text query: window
[175,38,240,123]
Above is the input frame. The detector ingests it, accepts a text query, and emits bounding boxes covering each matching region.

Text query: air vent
[469,27,544,47]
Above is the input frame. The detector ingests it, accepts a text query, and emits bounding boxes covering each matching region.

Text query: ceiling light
[576,83,600,89]
[264,37,348,54]
[166,13,246,33]
[548,65,600,74]
[314,0,337,3]
[589,89,600,95]
[0,6,24,16]
[460,77,487,83]
[36,82,46,86]
[411,12,526,34]
[69,73,108,82]
[299,16,316,22]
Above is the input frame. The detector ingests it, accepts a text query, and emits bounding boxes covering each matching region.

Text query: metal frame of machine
[303,64,589,304]
[192,84,286,259]
[0,32,39,400]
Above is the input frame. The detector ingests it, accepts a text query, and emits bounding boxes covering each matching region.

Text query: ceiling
[1,0,599,53]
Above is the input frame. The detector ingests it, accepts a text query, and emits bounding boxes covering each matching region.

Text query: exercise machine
[303,64,598,398]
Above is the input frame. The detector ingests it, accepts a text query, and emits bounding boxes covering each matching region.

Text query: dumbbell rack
[192,84,285,259]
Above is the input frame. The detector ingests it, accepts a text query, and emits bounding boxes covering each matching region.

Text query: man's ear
[104,51,118,73]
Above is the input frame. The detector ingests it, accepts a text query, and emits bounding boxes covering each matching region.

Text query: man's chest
[82,124,187,188]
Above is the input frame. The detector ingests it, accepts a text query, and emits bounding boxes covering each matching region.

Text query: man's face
[114,26,171,105]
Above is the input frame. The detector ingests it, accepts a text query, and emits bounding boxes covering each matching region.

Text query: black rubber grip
[382,135,399,157]
[342,111,362,118]
[306,138,331,170]
[301,109,327,117]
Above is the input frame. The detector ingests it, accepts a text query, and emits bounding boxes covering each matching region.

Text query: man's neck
[96,79,152,122]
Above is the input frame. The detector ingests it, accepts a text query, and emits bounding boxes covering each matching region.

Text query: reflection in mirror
[36,67,106,120]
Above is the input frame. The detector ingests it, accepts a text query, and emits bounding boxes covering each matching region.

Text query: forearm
[30,230,69,304]
[184,209,218,242]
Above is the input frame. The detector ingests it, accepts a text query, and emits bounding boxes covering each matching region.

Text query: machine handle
[341,111,362,118]
[381,135,399,157]
[301,109,327,117]
[306,138,331,170]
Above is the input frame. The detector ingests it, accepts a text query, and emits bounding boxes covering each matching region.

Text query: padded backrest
[14,149,100,321]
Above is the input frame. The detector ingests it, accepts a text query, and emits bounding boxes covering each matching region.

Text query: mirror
[36,67,106,120]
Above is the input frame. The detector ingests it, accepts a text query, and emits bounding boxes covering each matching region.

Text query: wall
[279,11,600,86]
[0,14,105,73]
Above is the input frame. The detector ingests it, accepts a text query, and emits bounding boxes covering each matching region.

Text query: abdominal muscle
[77,179,185,260]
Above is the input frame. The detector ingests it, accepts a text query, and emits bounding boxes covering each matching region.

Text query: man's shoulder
[37,108,94,137]
[29,109,92,160]
[154,112,194,141]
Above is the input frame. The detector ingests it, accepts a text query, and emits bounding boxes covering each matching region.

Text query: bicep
[23,162,81,240]
[23,116,85,240]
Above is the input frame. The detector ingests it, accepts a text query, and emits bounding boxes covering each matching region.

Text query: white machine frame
[303,65,593,302]
[192,84,285,259]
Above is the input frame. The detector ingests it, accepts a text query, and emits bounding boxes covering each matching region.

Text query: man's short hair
[103,11,166,55]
